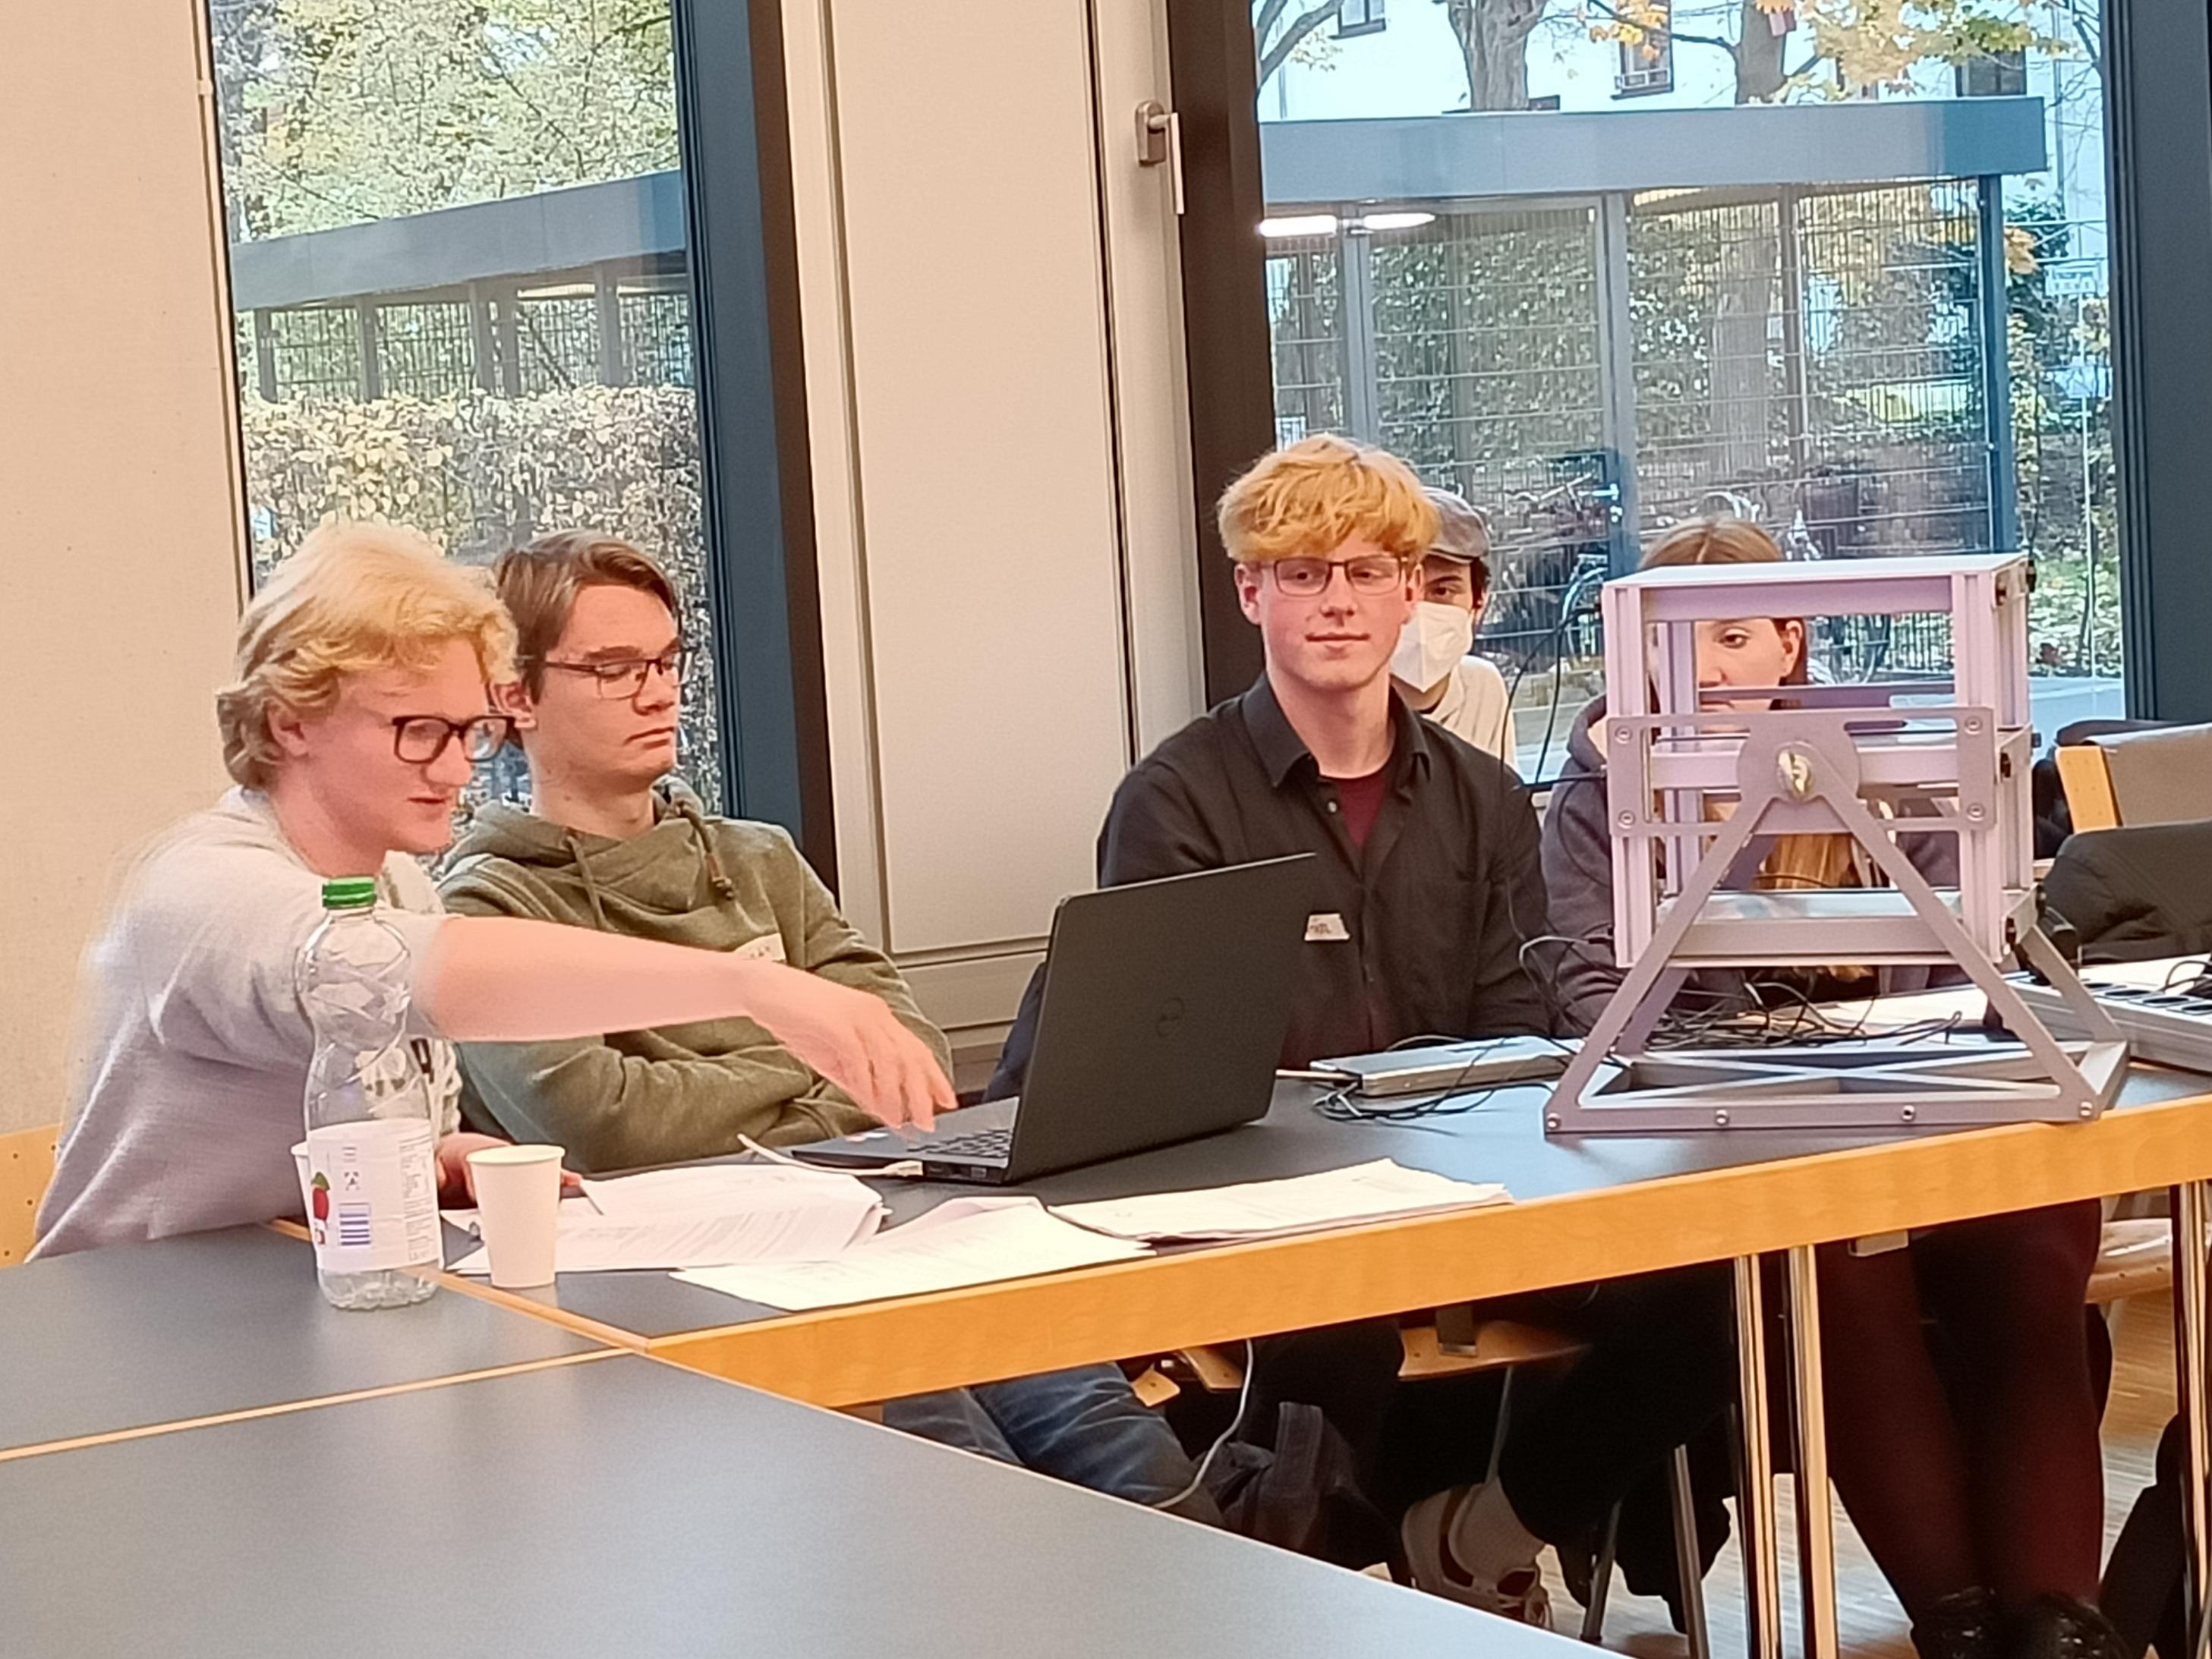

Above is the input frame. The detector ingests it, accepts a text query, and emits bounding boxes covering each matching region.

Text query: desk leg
[1785,1246,1839,1659]
[1735,1257,1784,1659]
[2173,1182,2210,1656]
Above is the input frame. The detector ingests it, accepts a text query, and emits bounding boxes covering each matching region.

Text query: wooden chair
[0,1123,60,1267]
[2056,726,2212,833]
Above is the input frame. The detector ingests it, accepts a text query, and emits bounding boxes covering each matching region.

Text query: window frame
[1172,0,2195,735]
[203,0,837,875]
[671,0,837,868]
[2104,0,2212,722]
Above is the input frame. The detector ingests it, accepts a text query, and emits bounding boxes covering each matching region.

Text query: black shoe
[1914,1588,2002,1659]
[2009,1595,2131,1659]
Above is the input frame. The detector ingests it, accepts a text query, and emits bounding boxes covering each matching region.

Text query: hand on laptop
[733,961,955,1133]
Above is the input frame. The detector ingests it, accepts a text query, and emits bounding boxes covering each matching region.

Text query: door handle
[1135,100,1185,216]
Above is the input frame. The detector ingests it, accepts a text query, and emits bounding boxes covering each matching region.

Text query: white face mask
[1390,601,1476,691]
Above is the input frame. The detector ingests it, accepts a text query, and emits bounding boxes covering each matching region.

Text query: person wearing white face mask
[1388,488,1511,760]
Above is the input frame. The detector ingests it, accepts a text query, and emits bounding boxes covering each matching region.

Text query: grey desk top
[0,1226,602,1453]
[0,1353,1567,1659]
[501,1060,2212,1341]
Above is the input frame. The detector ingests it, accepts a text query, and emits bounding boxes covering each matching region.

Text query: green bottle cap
[320,877,379,911]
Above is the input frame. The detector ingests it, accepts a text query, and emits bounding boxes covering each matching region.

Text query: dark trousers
[1218,1262,1738,1542]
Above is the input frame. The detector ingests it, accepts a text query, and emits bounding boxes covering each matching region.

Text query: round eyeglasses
[390,714,515,765]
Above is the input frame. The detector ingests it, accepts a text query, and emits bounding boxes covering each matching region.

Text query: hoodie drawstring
[564,832,615,932]
[675,796,740,904]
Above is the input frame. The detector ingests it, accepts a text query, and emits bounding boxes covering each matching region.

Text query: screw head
[2079,1104,2094,1119]
[1901,1105,1917,1122]
[1614,726,1631,745]
[1965,717,1983,734]
[1546,1114,1561,1131]
[1714,1110,1730,1127]
[1618,812,1635,827]
[1966,804,1986,820]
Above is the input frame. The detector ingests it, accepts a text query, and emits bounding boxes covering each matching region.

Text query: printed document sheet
[674,1196,1148,1311]
[446,1163,884,1274]
[1049,1158,1509,1244]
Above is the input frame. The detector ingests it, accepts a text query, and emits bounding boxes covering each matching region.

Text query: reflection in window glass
[206,0,722,809]
[1254,2,2120,779]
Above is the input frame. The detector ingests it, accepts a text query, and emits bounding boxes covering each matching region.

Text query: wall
[783,0,1203,1050]
[0,6,246,1132]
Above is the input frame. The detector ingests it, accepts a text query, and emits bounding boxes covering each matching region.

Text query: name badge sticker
[1305,912,1350,943]
[733,932,789,965]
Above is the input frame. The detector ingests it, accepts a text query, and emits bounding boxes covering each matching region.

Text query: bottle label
[304,1119,442,1274]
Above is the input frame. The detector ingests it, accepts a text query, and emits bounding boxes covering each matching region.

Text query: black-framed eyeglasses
[537,643,687,701]
[390,714,515,766]
[1259,556,1410,597]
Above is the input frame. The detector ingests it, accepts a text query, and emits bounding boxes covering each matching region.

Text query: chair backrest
[2045,820,2212,963]
[2058,724,2212,833]
[0,1123,60,1267]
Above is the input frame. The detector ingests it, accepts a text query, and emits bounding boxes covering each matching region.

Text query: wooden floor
[1560,1292,2176,1659]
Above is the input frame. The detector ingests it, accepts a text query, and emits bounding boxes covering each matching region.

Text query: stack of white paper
[446,1163,884,1276]
[673,1196,1149,1311]
[1049,1158,1509,1244]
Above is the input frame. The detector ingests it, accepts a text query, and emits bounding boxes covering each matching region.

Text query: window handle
[1135,100,1185,217]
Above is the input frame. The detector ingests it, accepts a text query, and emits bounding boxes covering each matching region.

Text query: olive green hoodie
[439,790,950,1173]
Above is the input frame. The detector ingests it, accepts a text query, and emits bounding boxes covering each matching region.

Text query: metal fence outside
[1265,178,2012,704]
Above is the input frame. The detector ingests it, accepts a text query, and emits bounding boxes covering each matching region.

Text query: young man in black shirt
[996,433,1551,1078]
[992,436,1581,1605]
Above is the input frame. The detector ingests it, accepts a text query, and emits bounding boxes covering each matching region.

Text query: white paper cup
[465,1144,565,1289]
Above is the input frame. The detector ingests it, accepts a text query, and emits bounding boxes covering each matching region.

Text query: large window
[206,0,724,807]
[1224,0,2121,779]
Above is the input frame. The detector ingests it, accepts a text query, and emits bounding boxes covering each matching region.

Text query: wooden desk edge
[0,1348,620,1465]
[643,1087,2212,1408]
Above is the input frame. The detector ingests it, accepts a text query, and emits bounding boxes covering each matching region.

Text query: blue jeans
[884,1363,1221,1525]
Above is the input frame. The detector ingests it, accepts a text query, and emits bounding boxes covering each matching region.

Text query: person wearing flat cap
[1388,487,1511,763]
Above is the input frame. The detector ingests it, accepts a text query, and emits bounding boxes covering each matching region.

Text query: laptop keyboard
[925,1127,1013,1160]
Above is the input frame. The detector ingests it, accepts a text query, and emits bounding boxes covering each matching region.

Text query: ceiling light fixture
[1258,214,1339,238]
[1359,211,1438,232]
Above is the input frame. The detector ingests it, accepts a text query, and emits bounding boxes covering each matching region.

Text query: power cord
[1152,1337,1256,1513]
[1309,1031,1580,1125]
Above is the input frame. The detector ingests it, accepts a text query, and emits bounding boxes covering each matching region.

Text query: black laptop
[788,855,1314,1184]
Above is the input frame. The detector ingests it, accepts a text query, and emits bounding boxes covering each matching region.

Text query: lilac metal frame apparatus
[1546,552,2126,1136]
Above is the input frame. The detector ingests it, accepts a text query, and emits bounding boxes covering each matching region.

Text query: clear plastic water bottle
[298,877,441,1310]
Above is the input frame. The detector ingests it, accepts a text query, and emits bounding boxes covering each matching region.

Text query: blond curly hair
[1218,434,1439,565]
[216,521,516,788]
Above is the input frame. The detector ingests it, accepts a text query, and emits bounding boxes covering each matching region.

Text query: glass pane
[1256,2,2122,777]
[206,0,723,809]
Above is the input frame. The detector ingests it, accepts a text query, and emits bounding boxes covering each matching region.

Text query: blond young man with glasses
[985,435,1552,1576]
[36,523,950,1258]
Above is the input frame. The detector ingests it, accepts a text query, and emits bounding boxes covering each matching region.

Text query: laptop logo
[1156,996,1186,1040]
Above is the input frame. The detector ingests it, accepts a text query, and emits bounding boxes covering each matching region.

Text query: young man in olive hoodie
[442,532,1215,1519]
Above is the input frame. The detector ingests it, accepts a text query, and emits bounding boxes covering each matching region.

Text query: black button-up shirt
[990,675,1554,1094]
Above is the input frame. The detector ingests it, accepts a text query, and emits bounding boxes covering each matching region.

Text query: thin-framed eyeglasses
[391,714,514,765]
[537,643,687,701]
[1258,556,1410,597]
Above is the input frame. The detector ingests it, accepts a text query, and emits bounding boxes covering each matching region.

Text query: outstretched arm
[418,916,954,1132]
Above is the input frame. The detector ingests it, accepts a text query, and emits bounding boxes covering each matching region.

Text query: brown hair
[1218,434,1438,565]
[1640,518,1860,902]
[216,521,515,788]
[493,532,679,695]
